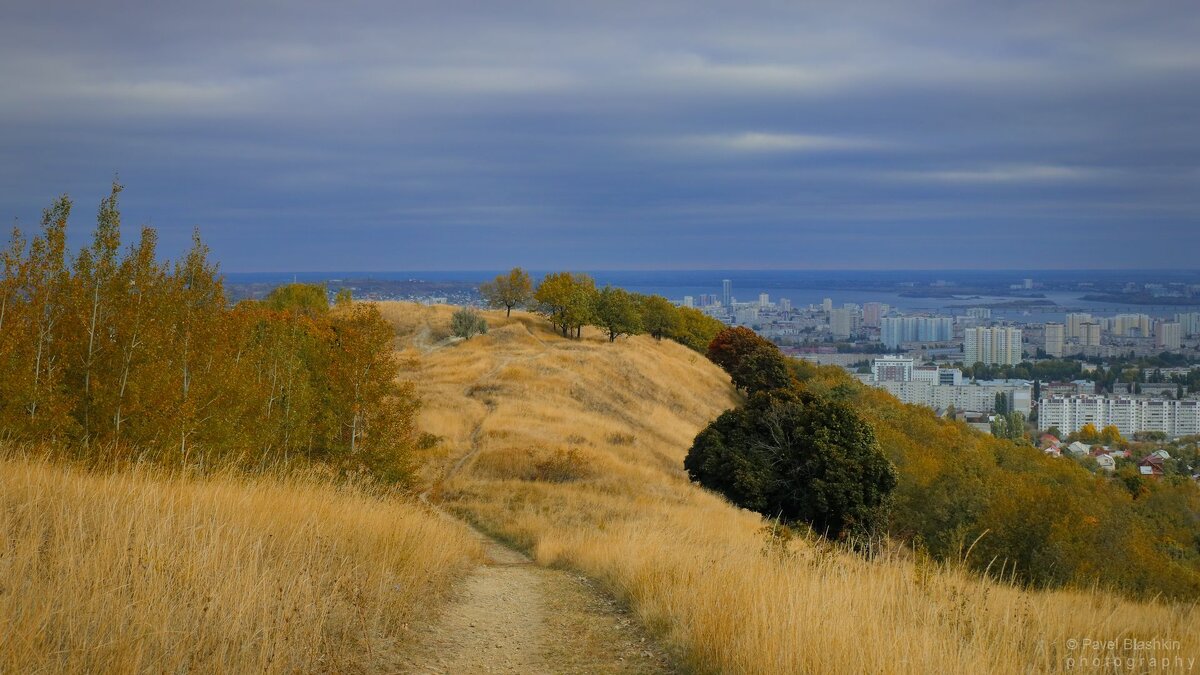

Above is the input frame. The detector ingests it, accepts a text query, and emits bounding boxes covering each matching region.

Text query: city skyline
[3,1,1199,271]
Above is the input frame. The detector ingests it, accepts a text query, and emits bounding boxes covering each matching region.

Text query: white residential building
[881,316,953,348]
[872,356,914,383]
[1038,395,1200,439]
[876,379,1032,416]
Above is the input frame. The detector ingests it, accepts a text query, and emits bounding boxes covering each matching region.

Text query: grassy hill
[386,302,1198,674]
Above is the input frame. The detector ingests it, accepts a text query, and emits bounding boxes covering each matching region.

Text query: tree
[265,283,328,316]
[480,267,534,317]
[1099,425,1125,446]
[334,288,353,306]
[451,306,488,339]
[706,326,774,374]
[638,294,679,340]
[1076,423,1100,444]
[670,307,726,353]
[995,391,1009,415]
[684,389,898,541]
[534,272,596,338]
[592,286,642,342]
[730,345,792,394]
[990,411,1028,444]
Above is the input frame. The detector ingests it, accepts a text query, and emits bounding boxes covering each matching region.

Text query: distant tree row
[0,185,417,481]
[479,268,725,352]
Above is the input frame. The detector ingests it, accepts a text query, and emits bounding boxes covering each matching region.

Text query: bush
[451,307,488,339]
[685,389,898,541]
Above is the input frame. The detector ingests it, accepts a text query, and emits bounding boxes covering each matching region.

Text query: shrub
[451,307,488,339]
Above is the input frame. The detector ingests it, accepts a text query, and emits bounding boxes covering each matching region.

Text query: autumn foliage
[0,186,417,481]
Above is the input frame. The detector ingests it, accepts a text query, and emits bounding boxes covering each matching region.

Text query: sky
[1,0,1198,271]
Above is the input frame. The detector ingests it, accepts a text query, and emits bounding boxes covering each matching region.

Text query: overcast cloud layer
[2,0,1198,270]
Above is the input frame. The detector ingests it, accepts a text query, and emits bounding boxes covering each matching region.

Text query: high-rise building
[862,302,886,327]
[966,307,992,320]
[964,327,1022,366]
[881,316,952,348]
[721,279,732,308]
[1066,313,1093,340]
[1174,312,1200,337]
[1080,322,1102,347]
[1156,321,1182,350]
[830,308,853,338]
[779,298,792,312]
[821,298,833,312]
[758,293,770,308]
[1023,278,1033,289]
[1044,323,1065,358]
[682,296,694,309]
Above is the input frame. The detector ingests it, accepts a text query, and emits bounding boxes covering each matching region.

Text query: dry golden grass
[388,302,1200,674]
[0,452,482,674]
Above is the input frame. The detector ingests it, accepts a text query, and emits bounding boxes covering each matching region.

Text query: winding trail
[404,332,679,674]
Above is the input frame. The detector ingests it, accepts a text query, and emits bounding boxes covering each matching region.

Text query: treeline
[0,186,416,481]
[480,267,725,351]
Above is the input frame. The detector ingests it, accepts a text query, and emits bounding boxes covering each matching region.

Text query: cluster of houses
[1039,433,1175,477]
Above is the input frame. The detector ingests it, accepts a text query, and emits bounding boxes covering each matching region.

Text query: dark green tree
[684,389,898,541]
[731,345,792,394]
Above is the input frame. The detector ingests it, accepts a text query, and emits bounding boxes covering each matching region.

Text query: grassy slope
[387,302,1199,675]
[0,455,482,673]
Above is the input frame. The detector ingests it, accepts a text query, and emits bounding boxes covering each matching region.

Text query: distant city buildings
[867,356,1030,415]
[1109,313,1152,338]
[964,326,1022,366]
[758,293,770,308]
[722,279,732,308]
[966,307,992,320]
[1066,313,1093,340]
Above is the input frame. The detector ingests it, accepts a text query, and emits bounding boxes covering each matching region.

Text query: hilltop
[385,302,1198,674]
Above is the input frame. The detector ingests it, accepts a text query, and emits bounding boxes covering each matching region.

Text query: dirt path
[404,342,679,673]
[400,530,676,674]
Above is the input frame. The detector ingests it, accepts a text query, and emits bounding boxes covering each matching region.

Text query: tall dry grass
[0,453,482,673]
[390,302,1200,674]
